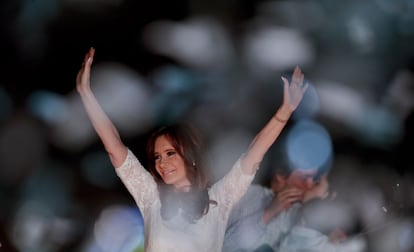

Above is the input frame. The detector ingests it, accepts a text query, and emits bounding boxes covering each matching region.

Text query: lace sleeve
[115,149,158,213]
[210,155,256,220]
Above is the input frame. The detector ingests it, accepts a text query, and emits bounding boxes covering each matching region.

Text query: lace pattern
[210,154,256,221]
[115,149,157,214]
[115,149,257,252]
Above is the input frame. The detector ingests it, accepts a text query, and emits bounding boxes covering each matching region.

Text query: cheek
[173,157,187,171]
[176,162,188,175]
[154,163,162,175]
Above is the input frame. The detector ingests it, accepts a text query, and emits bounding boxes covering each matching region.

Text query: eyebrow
[154,148,176,155]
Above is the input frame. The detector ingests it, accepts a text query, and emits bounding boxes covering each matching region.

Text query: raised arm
[242,66,308,175]
[76,47,128,167]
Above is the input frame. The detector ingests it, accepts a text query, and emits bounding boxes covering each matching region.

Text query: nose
[157,158,167,170]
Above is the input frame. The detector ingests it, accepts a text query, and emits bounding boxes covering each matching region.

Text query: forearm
[242,105,292,175]
[79,88,127,167]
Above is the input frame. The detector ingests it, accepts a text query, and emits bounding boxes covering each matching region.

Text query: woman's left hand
[281,66,308,112]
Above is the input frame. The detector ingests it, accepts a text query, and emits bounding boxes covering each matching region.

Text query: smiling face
[154,135,191,190]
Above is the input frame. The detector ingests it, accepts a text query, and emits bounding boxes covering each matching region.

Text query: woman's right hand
[76,47,95,94]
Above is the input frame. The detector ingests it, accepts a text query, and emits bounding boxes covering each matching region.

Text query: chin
[162,177,176,185]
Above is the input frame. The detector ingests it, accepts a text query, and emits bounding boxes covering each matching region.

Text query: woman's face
[154,135,191,190]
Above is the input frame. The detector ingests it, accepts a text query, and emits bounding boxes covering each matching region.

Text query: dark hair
[146,123,214,222]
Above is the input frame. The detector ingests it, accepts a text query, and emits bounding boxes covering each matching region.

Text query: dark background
[1,0,414,251]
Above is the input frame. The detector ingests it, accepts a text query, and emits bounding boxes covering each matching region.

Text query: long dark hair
[146,123,214,222]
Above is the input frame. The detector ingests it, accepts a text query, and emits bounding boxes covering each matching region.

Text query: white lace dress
[115,149,256,252]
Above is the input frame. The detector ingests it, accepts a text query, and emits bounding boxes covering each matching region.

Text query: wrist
[78,85,92,96]
[278,105,293,116]
[274,107,292,123]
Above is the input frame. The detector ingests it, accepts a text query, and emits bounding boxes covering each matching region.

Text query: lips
[162,169,176,178]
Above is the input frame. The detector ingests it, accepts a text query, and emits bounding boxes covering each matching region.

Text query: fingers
[277,187,304,203]
[88,47,95,63]
[77,47,94,85]
[291,66,309,95]
[281,76,290,100]
[292,66,304,87]
[82,47,95,66]
[279,191,303,202]
[89,47,95,56]
[83,52,89,63]
[275,187,304,211]
[82,47,95,72]
[280,66,306,88]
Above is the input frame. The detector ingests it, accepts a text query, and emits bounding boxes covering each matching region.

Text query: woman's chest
[146,205,224,251]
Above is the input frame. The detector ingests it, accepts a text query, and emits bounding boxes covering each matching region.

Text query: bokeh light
[142,17,234,70]
[90,205,144,252]
[1,0,414,251]
[27,90,69,125]
[242,25,315,76]
[51,62,155,151]
[285,119,333,176]
[80,150,119,189]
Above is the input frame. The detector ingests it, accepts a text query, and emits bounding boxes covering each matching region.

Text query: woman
[76,47,307,252]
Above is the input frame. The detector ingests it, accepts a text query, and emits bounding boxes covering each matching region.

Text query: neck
[174,184,191,192]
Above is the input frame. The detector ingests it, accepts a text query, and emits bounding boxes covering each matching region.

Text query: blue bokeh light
[285,119,333,177]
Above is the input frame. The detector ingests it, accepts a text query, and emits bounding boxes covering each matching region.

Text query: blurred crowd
[1,0,414,251]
